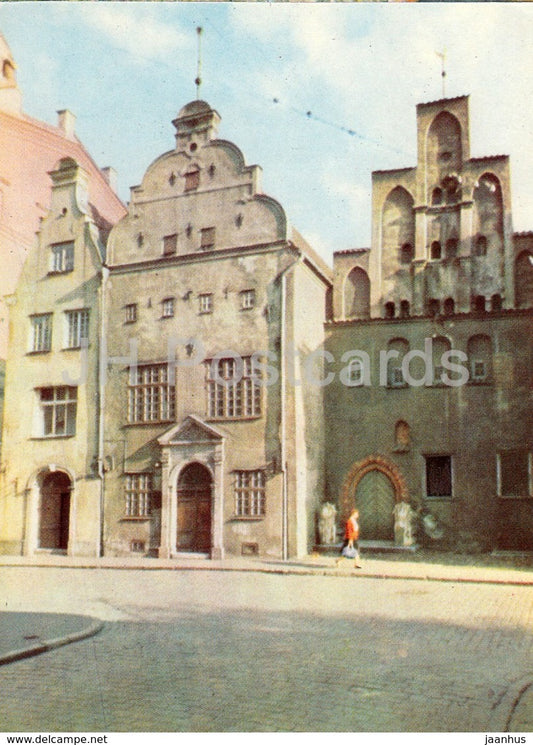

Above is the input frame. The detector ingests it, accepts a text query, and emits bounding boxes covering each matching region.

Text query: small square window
[241,289,256,310]
[163,234,178,256]
[125,304,137,324]
[199,294,213,314]
[200,227,215,250]
[162,298,175,318]
[50,242,74,273]
[184,168,200,192]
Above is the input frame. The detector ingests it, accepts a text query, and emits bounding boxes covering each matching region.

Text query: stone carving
[318,502,337,545]
[393,501,417,546]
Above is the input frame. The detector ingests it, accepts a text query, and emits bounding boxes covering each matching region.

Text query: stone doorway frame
[339,454,408,521]
[24,465,76,556]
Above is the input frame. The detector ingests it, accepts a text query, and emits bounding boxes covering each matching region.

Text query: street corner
[0,611,103,666]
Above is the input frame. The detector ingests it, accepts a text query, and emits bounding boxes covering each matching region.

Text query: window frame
[127,363,176,424]
[30,313,53,353]
[64,308,90,349]
[234,470,266,518]
[124,473,153,518]
[206,356,262,420]
[425,455,453,499]
[36,386,77,438]
[49,241,74,274]
[240,289,256,311]
[125,303,138,324]
[200,227,216,250]
[161,297,175,319]
[199,293,213,314]
[497,451,533,499]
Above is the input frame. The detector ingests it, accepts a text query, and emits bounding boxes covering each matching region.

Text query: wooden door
[177,464,212,552]
[355,470,395,541]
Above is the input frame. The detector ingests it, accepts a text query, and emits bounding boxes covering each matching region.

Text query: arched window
[431,187,443,206]
[394,420,410,451]
[467,334,492,383]
[491,294,502,312]
[382,187,415,261]
[386,338,409,388]
[432,336,451,386]
[400,243,413,264]
[515,251,533,308]
[473,173,503,237]
[472,295,486,313]
[427,298,440,317]
[399,300,410,318]
[384,301,395,319]
[443,297,455,315]
[344,267,370,319]
[431,241,442,260]
[446,238,458,259]
[427,112,463,181]
[474,235,487,257]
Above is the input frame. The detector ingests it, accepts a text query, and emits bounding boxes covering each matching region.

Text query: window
[426,455,452,498]
[234,470,266,517]
[38,386,77,437]
[498,451,532,498]
[128,364,175,423]
[240,289,256,310]
[445,238,458,259]
[432,336,451,385]
[474,236,487,257]
[163,234,177,256]
[347,359,365,386]
[207,357,262,419]
[200,227,215,250]
[443,298,455,316]
[472,295,486,313]
[162,298,174,318]
[50,242,74,273]
[400,243,414,264]
[491,294,502,312]
[399,300,410,318]
[384,301,395,319]
[427,298,440,317]
[125,474,152,517]
[199,293,213,314]
[431,188,443,206]
[386,338,408,388]
[30,314,52,352]
[467,335,492,383]
[125,304,137,324]
[184,167,200,192]
[65,309,89,349]
[430,241,442,260]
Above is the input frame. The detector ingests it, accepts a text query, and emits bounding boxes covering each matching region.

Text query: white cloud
[82,5,191,63]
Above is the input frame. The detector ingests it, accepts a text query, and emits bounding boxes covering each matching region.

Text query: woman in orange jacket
[335,508,362,568]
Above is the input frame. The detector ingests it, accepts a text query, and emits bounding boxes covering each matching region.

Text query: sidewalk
[1,549,532,585]
[0,611,103,666]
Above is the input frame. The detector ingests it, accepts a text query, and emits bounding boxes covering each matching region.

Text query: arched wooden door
[176,463,212,553]
[39,471,71,550]
[355,470,395,541]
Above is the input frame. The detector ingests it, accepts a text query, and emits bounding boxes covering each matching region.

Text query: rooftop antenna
[436,50,447,98]
[195,26,203,100]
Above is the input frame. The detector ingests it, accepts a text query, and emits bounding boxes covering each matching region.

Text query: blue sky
[1,2,533,261]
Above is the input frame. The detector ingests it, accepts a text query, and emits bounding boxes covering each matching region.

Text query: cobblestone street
[0,567,532,731]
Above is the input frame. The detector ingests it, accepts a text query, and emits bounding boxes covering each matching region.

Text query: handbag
[341,544,357,559]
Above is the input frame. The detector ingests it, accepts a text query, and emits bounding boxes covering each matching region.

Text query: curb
[0,618,104,667]
[489,676,533,732]
[1,560,531,587]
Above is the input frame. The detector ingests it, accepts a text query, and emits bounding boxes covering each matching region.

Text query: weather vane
[436,50,447,98]
[195,26,203,100]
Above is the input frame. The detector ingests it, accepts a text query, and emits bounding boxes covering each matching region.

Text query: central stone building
[103,101,331,559]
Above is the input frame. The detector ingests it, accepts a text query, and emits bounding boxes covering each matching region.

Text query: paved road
[0,567,532,731]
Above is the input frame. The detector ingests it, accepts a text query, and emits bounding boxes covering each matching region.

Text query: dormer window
[184,167,200,192]
[50,242,74,273]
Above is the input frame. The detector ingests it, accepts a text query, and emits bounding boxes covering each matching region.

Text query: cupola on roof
[172,99,221,148]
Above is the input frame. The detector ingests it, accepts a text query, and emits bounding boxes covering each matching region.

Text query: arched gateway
[176,462,212,553]
[38,470,72,550]
[340,455,408,541]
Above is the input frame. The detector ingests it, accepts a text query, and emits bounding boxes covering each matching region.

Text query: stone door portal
[355,469,395,541]
[39,471,71,550]
[176,463,212,553]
